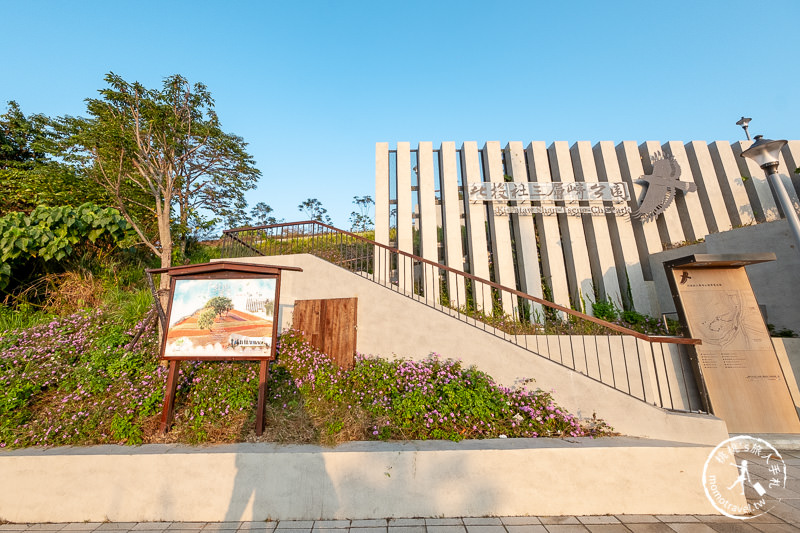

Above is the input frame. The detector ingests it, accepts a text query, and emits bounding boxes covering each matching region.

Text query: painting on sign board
[164,277,276,358]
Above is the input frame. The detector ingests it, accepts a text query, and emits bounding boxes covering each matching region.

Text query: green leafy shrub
[0,203,134,291]
[591,298,618,322]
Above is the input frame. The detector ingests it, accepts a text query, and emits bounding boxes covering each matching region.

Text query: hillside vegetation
[0,246,612,448]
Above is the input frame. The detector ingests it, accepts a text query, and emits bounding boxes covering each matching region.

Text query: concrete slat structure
[439,141,467,308]
[376,139,800,322]
[548,141,595,313]
[460,142,494,310]
[374,143,390,282]
[782,140,800,200]
[526,141,571,315]
[662,140,710,242]
[417,142,439,302]
[505,141,543,317]
[570,141,622,306]
[593,141,651,314]
[395,142,414,294]
[483,141,516,315]
[684,140,733,234]
[708,140,755,227]
[639,141,686,246]
[616,141,663,315]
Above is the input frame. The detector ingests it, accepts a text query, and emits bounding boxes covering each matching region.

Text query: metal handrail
[221,221,703,412]
[224,221,696,344]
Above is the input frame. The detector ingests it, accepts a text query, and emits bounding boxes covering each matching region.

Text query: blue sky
[3,0,799,227]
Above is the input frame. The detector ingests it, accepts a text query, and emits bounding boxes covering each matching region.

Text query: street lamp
[736,116,752,140]
[740,135,800,253]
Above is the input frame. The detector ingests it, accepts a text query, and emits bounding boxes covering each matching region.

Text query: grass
[0,302,613,449]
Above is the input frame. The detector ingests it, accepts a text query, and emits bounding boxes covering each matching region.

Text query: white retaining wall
[0,438,735,522]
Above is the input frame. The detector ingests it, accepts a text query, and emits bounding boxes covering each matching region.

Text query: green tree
[54,73,261,301]
[0,102,106,213]
[349,195,374,232]
[298,198,332,224]
[250,201,281,226]
[206,296,233,317]
[197,307,217,331]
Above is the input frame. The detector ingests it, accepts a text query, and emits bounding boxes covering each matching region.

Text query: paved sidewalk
[3,451,799,533]
[1,513,798,533]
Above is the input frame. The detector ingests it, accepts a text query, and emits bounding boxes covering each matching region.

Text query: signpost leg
[159,361,180,434]
[256,360,270,436]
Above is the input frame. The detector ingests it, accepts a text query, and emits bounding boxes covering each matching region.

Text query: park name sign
[468,181,632,217]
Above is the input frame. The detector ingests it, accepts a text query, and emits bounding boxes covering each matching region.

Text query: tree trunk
[179,202,189,262]
[157,207,173,346]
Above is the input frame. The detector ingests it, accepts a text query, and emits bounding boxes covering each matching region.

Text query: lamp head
[739,135,787,169]
[736,117,752,127]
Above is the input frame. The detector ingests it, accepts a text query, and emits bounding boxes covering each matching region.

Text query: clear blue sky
[3,0,799,227]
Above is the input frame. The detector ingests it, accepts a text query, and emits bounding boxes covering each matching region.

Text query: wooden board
[672,267,800,433]
[293,298,357,369]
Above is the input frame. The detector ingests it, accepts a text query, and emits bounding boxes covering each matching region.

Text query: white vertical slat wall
[684,141,732,234]
[395,142,414,294]
[708,141,755,227]
[417,142,439,301]
[505,141,543,318]
[483,141,516,315]
[376,140,799,319]
[592,141,651,315]
[460,142,494,310]
[570,141,622,306]
[374,143,390,282]
[439,142,467,308]
[639,141,686,246]
[548,141,596,311]
[526,141,571,313]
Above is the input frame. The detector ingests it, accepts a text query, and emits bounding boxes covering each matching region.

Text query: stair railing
[221,221,703,413]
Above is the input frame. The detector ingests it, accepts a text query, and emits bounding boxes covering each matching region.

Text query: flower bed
[0,309,610,449]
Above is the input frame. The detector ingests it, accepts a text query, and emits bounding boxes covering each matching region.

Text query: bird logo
[679,271,692,285]
[632,152,697,222]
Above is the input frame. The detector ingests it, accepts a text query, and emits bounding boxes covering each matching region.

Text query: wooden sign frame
[146,261,302,435]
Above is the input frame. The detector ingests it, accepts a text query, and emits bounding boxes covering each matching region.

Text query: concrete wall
[776,338,800,415]
[650,219,800,333]
[226,254,728,445]
[376,141,800,320]
[0,438,735,522]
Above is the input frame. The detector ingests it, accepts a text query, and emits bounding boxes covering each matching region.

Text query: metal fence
[221,221,703,413]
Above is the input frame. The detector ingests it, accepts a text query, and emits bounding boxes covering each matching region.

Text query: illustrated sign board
[665,254,800,434]
[147,261,303,435]
[165,276,278,359]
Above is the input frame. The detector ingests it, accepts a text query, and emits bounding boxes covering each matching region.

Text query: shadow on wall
[225,447,340,521]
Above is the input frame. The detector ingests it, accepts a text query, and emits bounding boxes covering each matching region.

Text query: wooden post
[159,360,180,434]
[256,360,269,436]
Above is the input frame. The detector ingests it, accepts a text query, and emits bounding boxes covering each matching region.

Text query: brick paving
[3,452,799,532]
